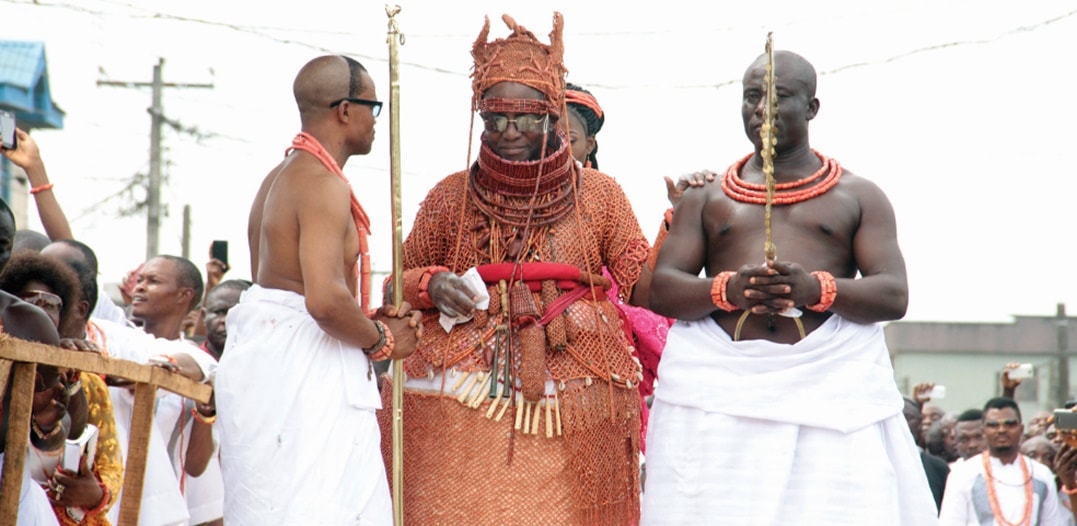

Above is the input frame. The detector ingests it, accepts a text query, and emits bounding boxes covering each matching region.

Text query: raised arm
[1,128,73,240]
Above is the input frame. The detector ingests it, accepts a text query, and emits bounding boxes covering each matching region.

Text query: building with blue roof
[0,40,64,226]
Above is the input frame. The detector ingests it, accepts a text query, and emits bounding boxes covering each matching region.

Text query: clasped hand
[371,301,423,360]
[728,260,818,315]
[427,271,482,319]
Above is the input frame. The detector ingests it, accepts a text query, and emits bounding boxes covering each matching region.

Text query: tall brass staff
[760,32,778,264]
[385,5,406,525]
[734,32,805,341]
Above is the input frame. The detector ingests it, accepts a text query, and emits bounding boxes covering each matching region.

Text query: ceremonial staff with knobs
[385,5,406,525]
[734,32,806,342]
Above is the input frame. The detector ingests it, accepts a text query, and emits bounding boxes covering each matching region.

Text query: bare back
[248,151,360,299]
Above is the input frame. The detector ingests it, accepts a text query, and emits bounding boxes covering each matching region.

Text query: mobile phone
[63,424,99,473]
[0,110,16,150]
[1055,409,1077,431]
[1008,363,1034,380]
[928,385,946,399]
[211,240,228,266]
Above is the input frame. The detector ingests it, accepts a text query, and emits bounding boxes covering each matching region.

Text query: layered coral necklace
[469,130,577,263]
[981,451,1034,526]
[721,150,842,205]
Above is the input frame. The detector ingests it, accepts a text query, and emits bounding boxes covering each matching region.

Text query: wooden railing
[0,335,212,526]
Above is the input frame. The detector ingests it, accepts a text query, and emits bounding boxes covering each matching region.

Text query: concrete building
[887,304,1076,419]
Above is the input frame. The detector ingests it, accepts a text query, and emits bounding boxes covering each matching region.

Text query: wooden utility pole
[1059,303,1071,408]
[181,203,191,259]
[96,58,212,259]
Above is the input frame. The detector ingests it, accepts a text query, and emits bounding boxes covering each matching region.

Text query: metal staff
[760,32,778,264]
[386,5,406,525]
[734,32,806,341]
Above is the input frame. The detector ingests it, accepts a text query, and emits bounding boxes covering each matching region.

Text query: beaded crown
[471,12,567,117]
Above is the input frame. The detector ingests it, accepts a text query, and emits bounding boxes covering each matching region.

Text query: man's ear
[806,98,820,121]
[75,300,90,322]
[177,288,195,309]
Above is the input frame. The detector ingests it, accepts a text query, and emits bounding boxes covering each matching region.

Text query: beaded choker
[722,150,842,205]
[470,129,577,228]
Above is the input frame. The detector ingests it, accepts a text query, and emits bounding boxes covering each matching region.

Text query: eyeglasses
[984,419,1021,430]
[329,97,382,117]
[481,113,549,134]
[20,290,62,316]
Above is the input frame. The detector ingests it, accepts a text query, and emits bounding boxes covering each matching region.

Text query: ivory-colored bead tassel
[486,381,504,419]
[545,398,553,438]
[554,394,562,436]
[495,390,513,421]
[469,373,492,408]
[457,372,483,404]
[452,370,472,393]
[514,396,525,430]
[531,400,542,435]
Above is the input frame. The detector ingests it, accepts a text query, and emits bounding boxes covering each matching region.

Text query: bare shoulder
[834,168,896,210]
[272,154,349,200]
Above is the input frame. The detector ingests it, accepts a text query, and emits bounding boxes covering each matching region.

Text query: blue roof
[0,40,64,129]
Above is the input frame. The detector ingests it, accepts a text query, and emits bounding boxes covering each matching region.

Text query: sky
[3,0,1076,323]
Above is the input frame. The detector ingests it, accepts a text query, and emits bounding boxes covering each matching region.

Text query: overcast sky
[4,0,1076,323]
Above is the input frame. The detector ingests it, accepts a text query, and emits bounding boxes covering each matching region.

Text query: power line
[9,0,1075,87]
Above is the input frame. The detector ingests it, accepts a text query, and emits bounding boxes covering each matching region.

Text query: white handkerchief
[439,267,491,333]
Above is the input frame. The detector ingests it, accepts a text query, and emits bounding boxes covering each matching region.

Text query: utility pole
[181,204,191,260]
[97,58,212,259]
[1059,303,1071,408]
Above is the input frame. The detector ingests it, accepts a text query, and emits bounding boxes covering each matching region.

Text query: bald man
[645,50,937,523]
[214,55,420,525]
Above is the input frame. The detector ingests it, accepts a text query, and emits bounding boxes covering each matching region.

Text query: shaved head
[747,50,817,98]
[293,55,368,125]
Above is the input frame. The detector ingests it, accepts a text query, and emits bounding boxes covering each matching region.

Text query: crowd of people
[2,9,1075,526]
[906,367,1077,525]
[0,124,240,525]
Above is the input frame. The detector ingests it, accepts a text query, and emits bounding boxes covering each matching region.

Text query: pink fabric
[603,267,672,454]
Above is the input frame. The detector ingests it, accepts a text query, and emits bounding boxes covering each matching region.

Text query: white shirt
[939,453,1065,526]
[90,284,132,326]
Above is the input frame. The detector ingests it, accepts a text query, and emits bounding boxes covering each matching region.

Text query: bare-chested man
[214,55,420,526]
[641,51,938,524]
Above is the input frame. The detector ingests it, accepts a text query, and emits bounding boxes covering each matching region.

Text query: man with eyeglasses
[940,397,1066,525]
[385,13,652,525]
[214,54,421,526]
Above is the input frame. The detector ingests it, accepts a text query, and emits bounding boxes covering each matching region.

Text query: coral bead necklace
[981,451,1034,526]
[721,150,842,205]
